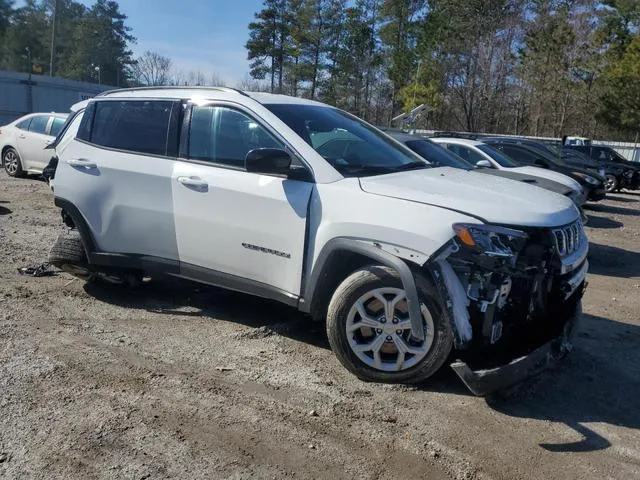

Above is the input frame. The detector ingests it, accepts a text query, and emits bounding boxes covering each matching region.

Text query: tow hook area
[450,303,582,396]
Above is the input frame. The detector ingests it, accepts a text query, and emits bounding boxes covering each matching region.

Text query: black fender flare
[53,197,97,258]
[299,238,425,342]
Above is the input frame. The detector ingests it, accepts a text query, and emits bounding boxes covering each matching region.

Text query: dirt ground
[1,172,639,480]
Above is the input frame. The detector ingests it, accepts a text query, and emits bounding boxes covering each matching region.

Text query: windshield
[405,139,472,169]
[477,144,519,168]
[264,104,428,177]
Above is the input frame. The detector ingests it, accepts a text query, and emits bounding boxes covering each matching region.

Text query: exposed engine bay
[431,219,588,369]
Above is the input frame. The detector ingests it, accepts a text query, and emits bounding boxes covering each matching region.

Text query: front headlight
[453,223,528,258]
[575,172,598,185]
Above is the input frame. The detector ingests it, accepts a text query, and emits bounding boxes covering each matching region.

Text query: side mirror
[534,158,549,168]
[475,159,492,168]
[245,148,292,176]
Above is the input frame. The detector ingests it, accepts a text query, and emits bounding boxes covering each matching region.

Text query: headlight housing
[575,172,599,185]
[453,224,528,259]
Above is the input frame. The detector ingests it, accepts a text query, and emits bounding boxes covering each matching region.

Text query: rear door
[56,99,182,260]
[16,114,51,170]
[172,102,313,298]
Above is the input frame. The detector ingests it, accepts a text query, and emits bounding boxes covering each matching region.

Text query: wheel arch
[2,144,17,162]
[299,238,426,341]
[53,197,97,258]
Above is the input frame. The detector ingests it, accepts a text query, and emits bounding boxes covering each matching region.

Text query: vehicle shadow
[83,276,330,349]
[487,313,640,452]
[587,242,640,278]
[604,194,639,203]
[583,202,639,216]
[585,215,623,229]
[83,276,473,394]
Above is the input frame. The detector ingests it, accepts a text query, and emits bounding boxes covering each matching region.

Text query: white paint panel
[55,140,178,259]
[172,161,313,295]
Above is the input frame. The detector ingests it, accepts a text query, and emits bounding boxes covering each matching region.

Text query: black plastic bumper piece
[450,304,581,396]
[587,188,606,201]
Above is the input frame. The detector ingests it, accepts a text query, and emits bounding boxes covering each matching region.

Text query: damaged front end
[430,219,588,395]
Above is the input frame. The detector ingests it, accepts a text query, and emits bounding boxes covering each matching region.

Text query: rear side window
[29,115,49,134]
[87,100,173,156]
[188,105,282,167]
[50,117,67,137]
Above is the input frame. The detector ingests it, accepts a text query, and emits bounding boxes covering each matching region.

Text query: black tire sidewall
[326,266,453,384]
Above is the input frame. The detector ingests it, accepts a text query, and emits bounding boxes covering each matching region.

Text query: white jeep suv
[48,87,588,394]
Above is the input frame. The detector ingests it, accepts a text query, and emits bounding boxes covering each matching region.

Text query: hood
[510,166,582,192]
[476,169,573,197]
[359,168,578,227]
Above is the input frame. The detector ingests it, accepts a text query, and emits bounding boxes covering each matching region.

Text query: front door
[172,104,313,298]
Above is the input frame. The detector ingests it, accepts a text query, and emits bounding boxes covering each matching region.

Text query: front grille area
[552,220,584,257]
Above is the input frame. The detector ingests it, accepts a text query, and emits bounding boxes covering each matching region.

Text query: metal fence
[0,70,111,126]
[414,129,640,163]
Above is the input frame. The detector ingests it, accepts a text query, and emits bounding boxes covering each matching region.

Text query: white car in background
[1,112,68,177]
[431,137,586,206]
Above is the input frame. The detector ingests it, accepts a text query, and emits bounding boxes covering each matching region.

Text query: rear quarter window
[28,115,49,134]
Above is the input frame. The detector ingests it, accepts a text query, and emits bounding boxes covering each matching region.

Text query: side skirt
[89,251,299,308]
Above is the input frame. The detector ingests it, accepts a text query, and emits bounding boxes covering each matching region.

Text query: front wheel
[604,174,618,193]
[326,266,453,384]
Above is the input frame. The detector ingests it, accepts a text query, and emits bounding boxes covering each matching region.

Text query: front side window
[406,140,471,169]
[264,103,427,177]
[29,115,49,135]
[89,100,173,156]
[188,105,282,167]
[446,144,485,164]
[477,144,520,168]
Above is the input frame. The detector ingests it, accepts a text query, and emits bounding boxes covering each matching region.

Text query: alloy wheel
[345,287,435,372]
[4,150,19,175]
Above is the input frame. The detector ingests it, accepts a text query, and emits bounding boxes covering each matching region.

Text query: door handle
[66,158,97,169]
[177,176,208,189]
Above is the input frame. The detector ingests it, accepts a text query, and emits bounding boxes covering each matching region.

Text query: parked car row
[0,112,68,177]
[1,90,599,395]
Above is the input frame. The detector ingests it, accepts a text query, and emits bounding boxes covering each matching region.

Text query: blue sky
[17,0,264,84]
[113,0,264,84]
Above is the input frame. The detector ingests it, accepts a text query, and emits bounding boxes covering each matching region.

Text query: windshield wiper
[392,162,430,172]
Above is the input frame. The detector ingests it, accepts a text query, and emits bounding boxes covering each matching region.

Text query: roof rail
[95,85,249,98]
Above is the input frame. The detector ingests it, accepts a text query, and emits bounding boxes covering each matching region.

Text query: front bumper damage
[450,300,581,395]
[429,221,588,396]
[587,187,606,201]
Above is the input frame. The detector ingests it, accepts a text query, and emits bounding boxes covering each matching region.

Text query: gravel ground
[1,172,639,480]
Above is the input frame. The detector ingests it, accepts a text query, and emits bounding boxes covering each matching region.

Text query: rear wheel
[326,266,453,384]
[3,148,24,177]
[49,231,93,280]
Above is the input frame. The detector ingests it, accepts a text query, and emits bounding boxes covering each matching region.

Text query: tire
[604,174,618,193]
[326,265,453,384]
[48,231,93,281]
[3,147,24,177]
